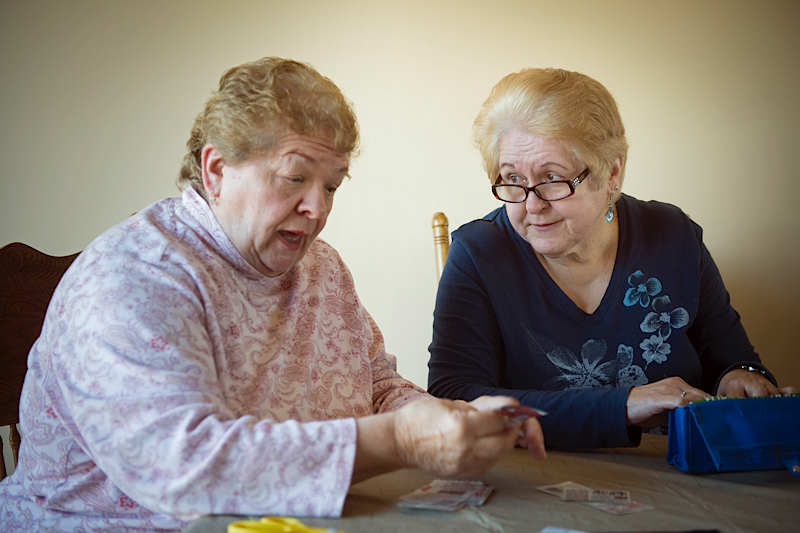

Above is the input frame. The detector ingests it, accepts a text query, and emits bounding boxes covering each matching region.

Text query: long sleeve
[686,234,771,393]
[366,311,430,413]
[314,245,429,415]
[38,238,355,519]
[2,189,423,531]
[427,196,772,450]
[428,231,636,449]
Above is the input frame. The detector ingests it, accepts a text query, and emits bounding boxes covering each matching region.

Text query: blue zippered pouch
[667,394,800,475]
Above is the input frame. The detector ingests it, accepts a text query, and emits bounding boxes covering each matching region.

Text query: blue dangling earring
[605,186,618,223]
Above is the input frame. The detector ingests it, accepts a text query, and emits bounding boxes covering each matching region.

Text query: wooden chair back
[0,242,79,480]
[432,212,450,282]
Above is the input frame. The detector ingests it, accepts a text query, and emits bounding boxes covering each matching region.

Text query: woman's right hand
[353,396,545,484]
[625,377,710,427]
[392,396,532,477]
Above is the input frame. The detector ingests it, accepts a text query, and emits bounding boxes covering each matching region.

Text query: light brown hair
[177,57,360,199]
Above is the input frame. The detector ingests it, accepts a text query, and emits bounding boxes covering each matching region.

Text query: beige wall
[2,0,799,475]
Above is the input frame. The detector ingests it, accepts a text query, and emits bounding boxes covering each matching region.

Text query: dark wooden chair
[0,242,79,480]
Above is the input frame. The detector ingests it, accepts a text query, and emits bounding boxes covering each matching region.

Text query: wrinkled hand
[717,369,796,398]
[393,396,543,478]
[626,377,710,427]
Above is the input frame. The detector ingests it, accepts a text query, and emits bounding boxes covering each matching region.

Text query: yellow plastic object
[227,516,344,533]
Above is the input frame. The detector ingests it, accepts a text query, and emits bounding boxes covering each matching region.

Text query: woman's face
[203,134,350,277]
[499,130,619,260]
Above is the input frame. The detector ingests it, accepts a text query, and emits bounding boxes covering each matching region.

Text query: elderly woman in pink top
[0,57,546,532]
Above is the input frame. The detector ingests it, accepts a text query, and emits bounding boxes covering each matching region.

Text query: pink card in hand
[498,405,547,425]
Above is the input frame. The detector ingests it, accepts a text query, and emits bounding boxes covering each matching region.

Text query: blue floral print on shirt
[640,295,689,339]
[624,270,662,307]
[614,344,649,387]
[524,327,648,390]
[521,269,691,392]
[622,272,690,368]
[640,334,672,365]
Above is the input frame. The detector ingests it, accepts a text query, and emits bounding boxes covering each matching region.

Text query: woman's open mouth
[278,230,305,250]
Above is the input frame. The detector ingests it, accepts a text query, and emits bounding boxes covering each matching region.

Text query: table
[181,435,799,533]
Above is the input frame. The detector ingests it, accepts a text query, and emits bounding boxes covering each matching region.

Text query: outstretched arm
[352,396,546,484]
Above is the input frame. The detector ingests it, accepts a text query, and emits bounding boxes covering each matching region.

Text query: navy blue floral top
[427,194,771,448]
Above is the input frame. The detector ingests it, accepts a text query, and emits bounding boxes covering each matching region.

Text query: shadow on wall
[724,262,800,391]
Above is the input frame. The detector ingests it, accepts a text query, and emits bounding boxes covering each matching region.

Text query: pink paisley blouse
[0,188,428,532]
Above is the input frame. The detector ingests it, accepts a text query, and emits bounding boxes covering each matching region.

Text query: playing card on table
[432,480,494,506]
[535,480,648,515]
[398,483,471,511]
[586,489,631,504]
[563,486,592,502]
[536,481,591,500]
[398,480,493,511]
[580,501,654,515]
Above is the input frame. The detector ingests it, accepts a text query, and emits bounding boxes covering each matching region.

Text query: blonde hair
[473,68,628,192]
[177,57,360,199]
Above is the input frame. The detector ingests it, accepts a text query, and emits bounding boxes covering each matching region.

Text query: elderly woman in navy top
[427,68,796,448]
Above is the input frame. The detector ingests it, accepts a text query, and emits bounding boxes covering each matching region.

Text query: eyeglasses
[492,167,591,203]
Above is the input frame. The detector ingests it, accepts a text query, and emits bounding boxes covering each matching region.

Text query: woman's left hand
[717,369,796,398]
[626,377,710,427]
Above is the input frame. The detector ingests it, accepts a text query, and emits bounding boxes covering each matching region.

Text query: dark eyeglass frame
[492,167,591,203]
